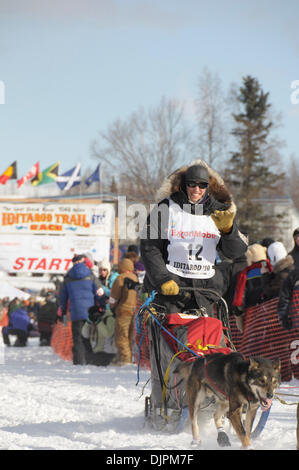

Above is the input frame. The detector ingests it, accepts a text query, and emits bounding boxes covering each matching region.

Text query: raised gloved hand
[160,280,180,296]
[211,207,235,233]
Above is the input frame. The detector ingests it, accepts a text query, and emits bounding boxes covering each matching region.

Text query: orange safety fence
[230,295,299,382]
[134,294,299,382]
[0,308,9,328]
[51,317,73,362]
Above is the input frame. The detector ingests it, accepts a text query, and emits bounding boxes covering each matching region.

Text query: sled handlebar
[177,286,225,301]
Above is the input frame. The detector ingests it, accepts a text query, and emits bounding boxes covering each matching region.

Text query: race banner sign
[0,234,111,273]
[0,202,115,236]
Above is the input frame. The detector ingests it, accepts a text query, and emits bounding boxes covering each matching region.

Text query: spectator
[289,228,299,269]
[277,268,299,330]
[28,311,40,339]
[134,261,146,284]
[109,258,138,365]
[262,241,295,300]
[267,241,288,268]
[127,244,139,256]
[98,259,119,298]
[2,301,32,347]
[60,254,102,365]
[81,305,117,366]
[232,243,272,332]
[1,297,10,309]
[83,252,99,278]
[95,259,119,315]
[7,297,22,318]
[37,293,58,346]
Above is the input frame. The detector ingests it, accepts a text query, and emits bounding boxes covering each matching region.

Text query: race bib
[166,200,220,279]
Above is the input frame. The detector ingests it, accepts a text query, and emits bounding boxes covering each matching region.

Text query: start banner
[0,234,110,273]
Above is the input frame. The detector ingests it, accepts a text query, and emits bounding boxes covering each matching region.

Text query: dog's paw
[217,431,231,447]
[191,439,202,448]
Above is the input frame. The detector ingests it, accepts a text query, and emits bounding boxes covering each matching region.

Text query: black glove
[281,316,292,330]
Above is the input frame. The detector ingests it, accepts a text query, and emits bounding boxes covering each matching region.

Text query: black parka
[277,268,299,327]
[140,160,248,314]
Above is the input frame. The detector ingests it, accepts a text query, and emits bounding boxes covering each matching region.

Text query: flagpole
[80,161,82,198]
[99,163,102,196]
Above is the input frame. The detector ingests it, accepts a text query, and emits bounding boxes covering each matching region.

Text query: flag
[0,161,17,184]
[56,163,81,191]
[17,162,39,188]
[31,161,60,186]
[85,163,101,187]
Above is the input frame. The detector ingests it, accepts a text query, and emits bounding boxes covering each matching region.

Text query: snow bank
[0,338,298,452]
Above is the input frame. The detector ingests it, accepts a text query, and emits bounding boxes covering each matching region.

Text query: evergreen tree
[227,75,284,241]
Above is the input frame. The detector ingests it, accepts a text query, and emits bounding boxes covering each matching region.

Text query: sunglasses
[187,182,208,189]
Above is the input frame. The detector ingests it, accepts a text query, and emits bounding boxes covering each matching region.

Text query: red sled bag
[161,313,232,362]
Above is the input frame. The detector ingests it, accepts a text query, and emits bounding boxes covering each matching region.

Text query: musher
[140,160,248,315]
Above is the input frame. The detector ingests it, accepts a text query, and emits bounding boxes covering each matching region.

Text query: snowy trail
[0,338,298,451]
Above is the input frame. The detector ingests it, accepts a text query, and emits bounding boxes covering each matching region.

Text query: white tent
[0,271,30,300]
[0,281,30,300]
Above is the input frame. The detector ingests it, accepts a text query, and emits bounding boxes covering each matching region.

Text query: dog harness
[203,356,256,403]
[203,357,228,400]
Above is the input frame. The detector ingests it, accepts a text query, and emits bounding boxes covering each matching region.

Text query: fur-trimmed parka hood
[157,159,236,215]
[273,255,294,274]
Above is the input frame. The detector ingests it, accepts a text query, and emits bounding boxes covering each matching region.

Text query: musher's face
[186,181,208,203]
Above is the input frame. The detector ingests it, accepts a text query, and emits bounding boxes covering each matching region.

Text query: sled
[135,288,271,440]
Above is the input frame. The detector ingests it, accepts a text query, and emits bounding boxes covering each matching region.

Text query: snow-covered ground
[0,337,298,452]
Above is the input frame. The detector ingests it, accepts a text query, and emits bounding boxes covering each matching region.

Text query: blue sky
[0,0,299,180]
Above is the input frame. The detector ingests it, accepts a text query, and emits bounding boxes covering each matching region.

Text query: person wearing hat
[98,259,119,297]
[262,241,295,300]
[140,159,248,315]
[277,267,299,330]
[2,300,32,347]
[231,243,273,332]
[289,228,299,269]
[59,254,102,365]
[109,258,139,365]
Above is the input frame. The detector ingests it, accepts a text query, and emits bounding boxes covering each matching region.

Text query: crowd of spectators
[1,228,298,366]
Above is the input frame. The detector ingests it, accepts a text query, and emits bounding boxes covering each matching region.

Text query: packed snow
[0,337,298,451]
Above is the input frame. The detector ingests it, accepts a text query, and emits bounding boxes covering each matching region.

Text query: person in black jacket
[262,241,295,300]
[289,228,299,269]
[37,293,58,346]
[277,268,299,330]
[140,160,248,315]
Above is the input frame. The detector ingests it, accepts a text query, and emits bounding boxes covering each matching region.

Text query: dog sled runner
[135,288,271,438]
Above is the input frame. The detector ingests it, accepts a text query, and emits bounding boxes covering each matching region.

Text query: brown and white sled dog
[176,352,280,449]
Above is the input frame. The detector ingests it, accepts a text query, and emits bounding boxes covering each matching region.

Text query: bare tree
[91,96,193,203]
[288,154,299,211]
[195,68,228,168]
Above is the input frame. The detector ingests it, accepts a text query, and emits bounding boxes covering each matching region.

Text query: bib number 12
[188,243,203,261]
